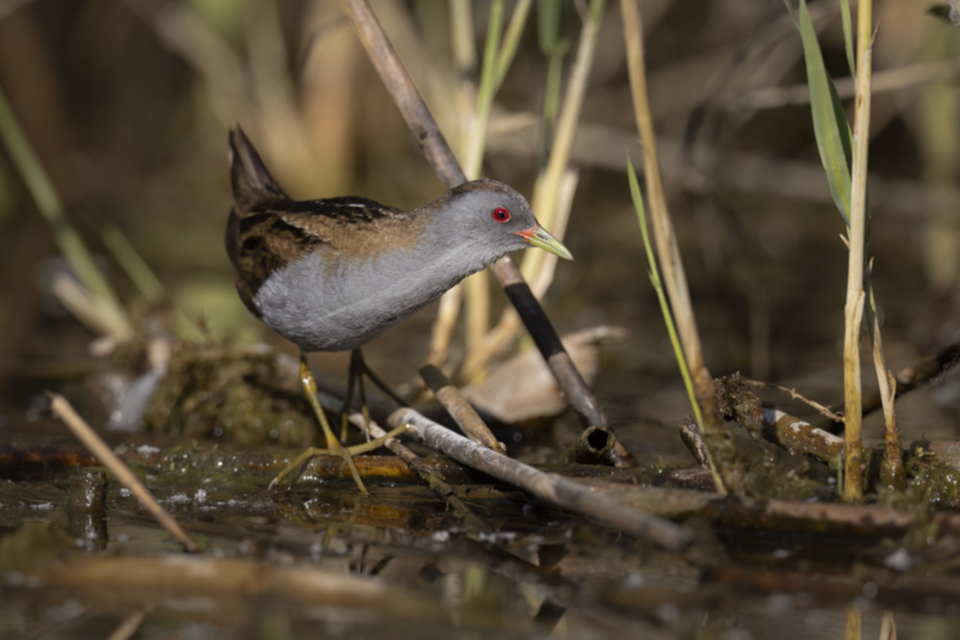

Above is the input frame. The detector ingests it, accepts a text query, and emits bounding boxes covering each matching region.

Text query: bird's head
[428,179,572,265]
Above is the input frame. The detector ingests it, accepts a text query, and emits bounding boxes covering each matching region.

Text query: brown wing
[225,127,415,315]
[225,127,291,315]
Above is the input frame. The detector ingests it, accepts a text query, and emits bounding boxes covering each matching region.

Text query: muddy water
[3,403,960,639]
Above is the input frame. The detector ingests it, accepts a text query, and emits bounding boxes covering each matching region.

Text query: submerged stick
[387,407,692,551]
[47,393,198,553]
[339,0,610,432]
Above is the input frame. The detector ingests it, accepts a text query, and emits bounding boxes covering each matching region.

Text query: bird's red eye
[492,207,511,223]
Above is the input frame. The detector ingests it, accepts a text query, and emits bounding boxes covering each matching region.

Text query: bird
[225,126,572,493]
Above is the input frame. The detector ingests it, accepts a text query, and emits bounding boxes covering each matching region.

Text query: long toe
[339,447,369,495]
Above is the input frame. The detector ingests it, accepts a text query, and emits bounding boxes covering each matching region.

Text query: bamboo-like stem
[620,0,740,494]
[841,0,874,502]
[842,291,865,499]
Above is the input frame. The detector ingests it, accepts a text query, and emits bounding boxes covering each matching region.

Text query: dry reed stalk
[841,1,874,501]
[620,0,742,495]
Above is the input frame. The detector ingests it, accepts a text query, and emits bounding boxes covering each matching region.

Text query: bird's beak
[515,225,573,260]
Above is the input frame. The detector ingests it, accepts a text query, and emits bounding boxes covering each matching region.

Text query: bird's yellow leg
[269,354,367,493]
[267,424,409,489]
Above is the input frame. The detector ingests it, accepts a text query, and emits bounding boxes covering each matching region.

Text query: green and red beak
[515,225,573,260]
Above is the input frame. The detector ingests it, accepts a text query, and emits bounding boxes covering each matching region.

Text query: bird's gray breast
[252,243,484,352]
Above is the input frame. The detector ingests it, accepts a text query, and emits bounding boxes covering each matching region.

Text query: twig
[47,393,199,553]
[420,365,505,453]
[742,378,843,422]
[339,0,609,431]
[361,428,489,531]
[386,407,692,551]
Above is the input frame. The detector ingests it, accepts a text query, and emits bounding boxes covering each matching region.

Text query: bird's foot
[267,424,410,492]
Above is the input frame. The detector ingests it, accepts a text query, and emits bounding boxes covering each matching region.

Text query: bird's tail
[228,126,289,212]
